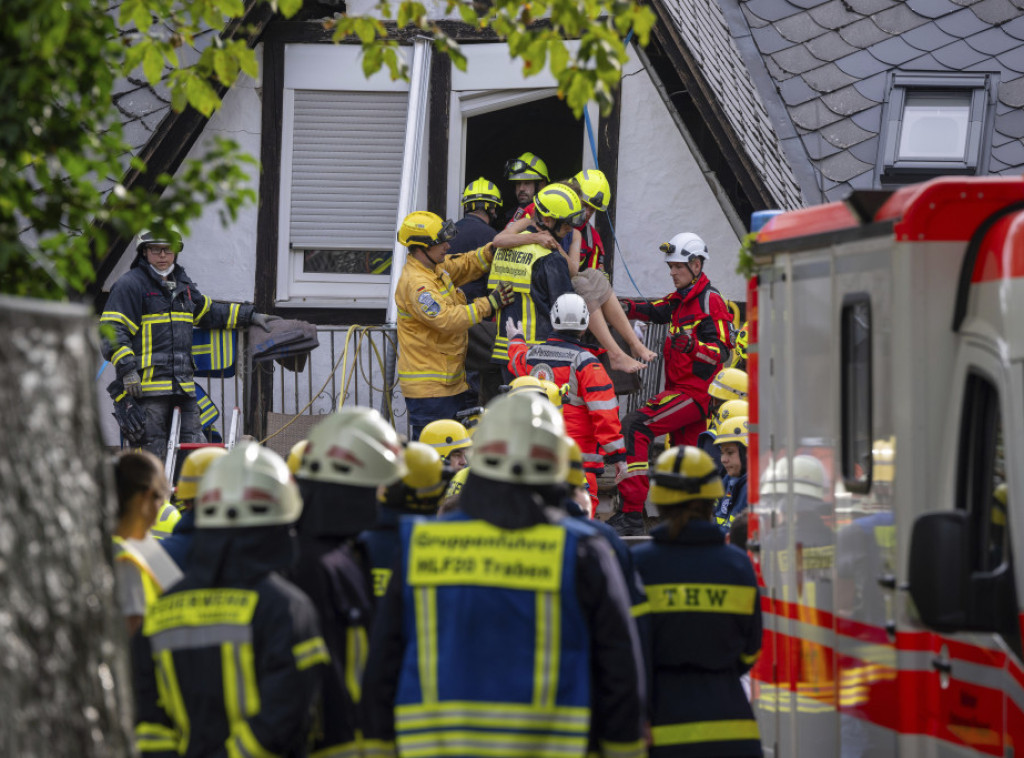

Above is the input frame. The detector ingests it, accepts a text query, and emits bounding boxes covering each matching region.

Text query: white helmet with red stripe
[471,393,569,485]
[300,407,407,487]
[195,442,302,528]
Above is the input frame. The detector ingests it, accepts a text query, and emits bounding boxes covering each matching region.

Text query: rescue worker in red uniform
[506,292,627,516]
[611,232,733,536]
[132,443,329,757]
[632,446,763,757]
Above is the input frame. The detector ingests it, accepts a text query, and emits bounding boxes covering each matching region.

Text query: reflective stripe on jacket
[100,264,254,397]
[395,247,494,399]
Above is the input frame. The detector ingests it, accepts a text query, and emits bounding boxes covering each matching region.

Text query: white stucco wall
[614,52,745,302]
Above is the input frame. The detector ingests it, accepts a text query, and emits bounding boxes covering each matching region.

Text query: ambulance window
[841,295,872,493]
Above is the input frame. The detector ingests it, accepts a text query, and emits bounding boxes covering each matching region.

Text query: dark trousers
[141,394,203,459]
[406,392,475,442]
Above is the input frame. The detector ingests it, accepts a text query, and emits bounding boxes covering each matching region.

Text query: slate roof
[699,0,1024,202]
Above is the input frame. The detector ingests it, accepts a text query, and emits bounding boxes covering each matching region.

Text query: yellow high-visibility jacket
[396,245,494,399]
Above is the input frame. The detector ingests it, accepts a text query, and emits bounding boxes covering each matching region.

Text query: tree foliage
[2,0,652,300]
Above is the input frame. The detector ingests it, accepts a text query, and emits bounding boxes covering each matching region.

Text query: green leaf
[548,40,569,76]
[143,44,164,83]
[185,76,221,117]
[278,0,303,17]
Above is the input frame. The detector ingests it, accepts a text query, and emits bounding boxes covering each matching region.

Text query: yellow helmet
[566,437,587,488]
[649,446,724,507]
[419,419,472,458]
[508,375,544,393]
[709,368,748,401]
[380,441,445,512]
[175,446,228,502]
[533,184,586,226]
[714,416,749,448]
[443,466,470,502]
[732,322,749,365]
[726,300,742,327]
[461,177,502,208]
[397,211,457,249]
[872,437,895,484]
[505,151,549,182]
[538,380,564,409]
[716,399,749,428]
[573,169,611,212]
[286,440,309,475]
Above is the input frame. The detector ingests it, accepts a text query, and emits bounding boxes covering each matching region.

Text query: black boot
[606,510,645,537]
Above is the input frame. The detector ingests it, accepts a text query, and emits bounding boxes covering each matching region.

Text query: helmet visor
[435,219,457,245]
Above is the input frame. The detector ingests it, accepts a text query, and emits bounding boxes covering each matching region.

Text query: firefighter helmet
[648,445,724,507]
[550,292,590,332]
[659,232,708,264]
[508,375,544,393]
[709,368,748,401]
[397,211,457,249]
[533,184,586,227]
[286,440,309,475]
[566,437,587,488]
[573,169,611,212]
[505,152,549,183]
[136,228,184,255]
[716,399,749,428]
[461,177,503,208]
[537,379,564,409]
[714,416,749,448]
[195,442,302,528]
[419,419,472,459]
[471,393,568,485]
[175,446,228,502]
[732,322,749,366]
[300,407,406,487]
[380,441,445,512]
[760,455,826,500]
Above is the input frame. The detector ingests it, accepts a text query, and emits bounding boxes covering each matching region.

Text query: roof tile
[765,55,792,81]
[820,151,874,182]
[851,104,884,132]
[821,117,874,147]
[988,156,1011,172]
[970,0,1021,23]
[780,75,822,105]
[791,98,847,129]
[931,39,992,68]
[775,13,829,43]
[998,76,1024,107]
[905,0,963,18]
[743,0,804,23]
[808,0,862,30]
[998,44,1024,74]
[902,21,959,50]
[951,0,984,7]
[801,132,843,159]
[852,71,889,102]
[805,31,859,61]
[838,18,892,47]
[848,135,882,163]
[991,129,1018,147]
[995,108,1024,138]
[846,0,898,13]
[991,138,1024,168]
[741,2,772,28]
[834,48,891,79]
[751,23,796,53]
[772,44,827,74]
[935,7,992,35]
[872,4,929,34]
[901,51,950,70]
[822,84,877,115]
[1002,14,1024,39]
[963,27,1022,55]
[868,36,927,65]
[803,61,861,92]
[788,0,826,8]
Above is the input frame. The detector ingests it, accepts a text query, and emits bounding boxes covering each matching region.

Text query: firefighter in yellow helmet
[362,392,646,757]
[420,418,472,471]
[162,445,228,570]
[632,445,762,756]
[395,210,514,439]
[504,151,550,223]
[712,416,750,532]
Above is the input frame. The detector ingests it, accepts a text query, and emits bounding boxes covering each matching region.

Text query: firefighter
[612,233,733,537]
[361,392,647,758]
[113,450,183,635]
[506,292,627,517]
[504,151,549,224]
[290,407,406,757]
[713,416,749,533]
[487,184,579,375]
[360,440,446,601]
[132,442,329,756]
[708,367,748,422]
[395,210,514,440]
[419,418,472,472]
[101,228,277,458]
[697,397,748,477]
[632,445,763,757]
[161,445,228,570]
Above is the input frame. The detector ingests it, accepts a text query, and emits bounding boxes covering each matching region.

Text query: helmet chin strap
[685,258,701,284]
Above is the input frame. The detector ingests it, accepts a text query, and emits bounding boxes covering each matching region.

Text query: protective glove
[487,281,515,313]
[112,396,146,446]
[506,316,524,340]
[614,460,628,484]
[252,312,282,331]
[122,370,143,398]
[671,331,696,354]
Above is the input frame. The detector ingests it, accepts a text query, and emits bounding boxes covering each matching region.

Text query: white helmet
[660,232,709,264]
[471,393,569,485]
[550,293,590,332]
[300,407,406,487]
[760,455,826,500]
[195,442,302,528]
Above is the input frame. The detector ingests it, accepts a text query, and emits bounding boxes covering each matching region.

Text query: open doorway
[463,95,585,220]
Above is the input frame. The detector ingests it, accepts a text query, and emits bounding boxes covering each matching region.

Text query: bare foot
[631,344,658,363]
[609,352,647,374]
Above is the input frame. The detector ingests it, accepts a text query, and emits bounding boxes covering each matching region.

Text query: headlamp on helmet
[660,232,709,265]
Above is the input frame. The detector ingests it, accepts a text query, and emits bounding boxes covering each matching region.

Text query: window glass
[897,91,971,161]
[841,296,872,492]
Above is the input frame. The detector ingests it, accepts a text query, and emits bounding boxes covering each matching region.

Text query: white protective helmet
[760,454,826,500]
[550,292,590,332]
[195,442,302,528]
[300,407,406,487]
[471,393,569,485]
[660,232,709,264]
